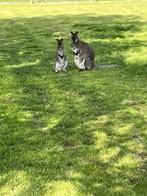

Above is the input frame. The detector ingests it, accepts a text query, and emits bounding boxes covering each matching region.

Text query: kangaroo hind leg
[85,58,94,70]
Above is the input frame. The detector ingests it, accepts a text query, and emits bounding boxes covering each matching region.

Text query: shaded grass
[0,2,147,196]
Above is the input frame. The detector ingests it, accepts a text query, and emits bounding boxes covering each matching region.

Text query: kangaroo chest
[57,51,65,65]
[58,56,65,64]
[56,57,66,67]
[55,54,67,71]
[73,48,85,70]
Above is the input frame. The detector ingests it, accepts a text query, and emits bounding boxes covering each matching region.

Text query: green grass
[0,2,147,196]
[0,0,140,3]
[0,0,28,2]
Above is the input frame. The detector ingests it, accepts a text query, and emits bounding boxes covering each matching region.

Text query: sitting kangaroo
[54,39,68,72]
[71,31,95,70]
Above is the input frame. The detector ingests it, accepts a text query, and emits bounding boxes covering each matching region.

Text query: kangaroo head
[56,38,64,48]
[71,31,79,43]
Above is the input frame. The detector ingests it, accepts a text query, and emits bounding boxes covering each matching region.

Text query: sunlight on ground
[5,60,40,69]
[124,48,147,66]
[45,180,81,196]
[115,154,140,169]
[114,123,134,135]
[0,1,147,196]
[99,147,120,163]
[0,171,29,196]
[94,131,109,149]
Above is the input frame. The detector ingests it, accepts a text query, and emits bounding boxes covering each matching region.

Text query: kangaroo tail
[94,64,118,69]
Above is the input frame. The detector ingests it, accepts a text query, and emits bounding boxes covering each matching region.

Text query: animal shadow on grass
[0,14,147,195]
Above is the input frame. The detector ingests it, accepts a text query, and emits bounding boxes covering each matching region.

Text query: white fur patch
[73,48,79,54]
[73,48,85,70]
[55,60,68,72]
[74,56,85,70]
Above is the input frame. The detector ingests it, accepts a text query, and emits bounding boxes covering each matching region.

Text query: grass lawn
[0,0,137,2]
[0,1,147,196]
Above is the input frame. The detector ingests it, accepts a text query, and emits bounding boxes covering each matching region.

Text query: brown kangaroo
[71,31,95,70]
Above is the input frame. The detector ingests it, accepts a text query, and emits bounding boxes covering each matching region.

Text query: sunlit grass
[0,1,147,196]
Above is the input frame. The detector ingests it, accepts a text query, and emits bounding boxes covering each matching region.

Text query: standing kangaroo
[71,31,95,70]
[54,39,68,72]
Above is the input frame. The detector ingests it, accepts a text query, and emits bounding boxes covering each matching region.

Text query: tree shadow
[0,14,147,195]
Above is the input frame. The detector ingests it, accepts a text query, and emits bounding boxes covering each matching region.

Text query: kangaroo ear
[56,39,59,42]
[71,31,74,35]
[61,38,64,42]
[75,31,79,35]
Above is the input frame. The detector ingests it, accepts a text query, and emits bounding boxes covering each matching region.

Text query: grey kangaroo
[54,39,68,72]
[71,31,95,70]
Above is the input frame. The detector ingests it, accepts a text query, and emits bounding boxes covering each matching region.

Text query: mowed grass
[0,2,147,196]
[0,0,134,2]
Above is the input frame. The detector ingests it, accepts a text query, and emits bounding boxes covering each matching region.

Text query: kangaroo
[71,31,95,70]
[54,39,68,72]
